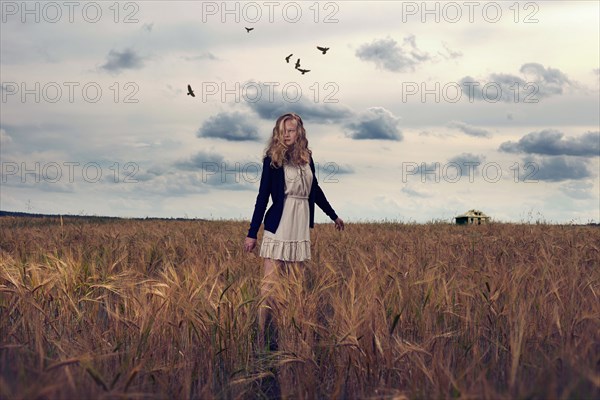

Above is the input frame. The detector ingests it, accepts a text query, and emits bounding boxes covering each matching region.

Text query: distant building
[455,209,490,225]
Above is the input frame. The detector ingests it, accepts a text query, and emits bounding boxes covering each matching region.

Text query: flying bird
[285,54,293,63]
[295,58,301,69]
[187,84,195,97]
[297,68,310,75]
[245,27,254,33]
[317,46,329,54]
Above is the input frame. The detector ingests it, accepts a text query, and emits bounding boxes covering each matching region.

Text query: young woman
[244,112,344,346]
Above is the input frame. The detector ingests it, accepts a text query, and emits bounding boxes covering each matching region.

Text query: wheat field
[0,216,599,399]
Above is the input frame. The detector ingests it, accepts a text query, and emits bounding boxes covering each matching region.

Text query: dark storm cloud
[197,112,260,141]
[447,153,486,176]
[520,63,571,89]
[243,82,353,124]
[173,150,258,190]
[355,35,430,73]
[459,63,572,102]
[344,107,402,141]
[447,120,492,138]
[523,155,593,182]
[499,130,600,157]
[100,48,146,73]
[250,100,353,124]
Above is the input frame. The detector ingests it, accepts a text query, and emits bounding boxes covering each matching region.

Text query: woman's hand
[334,217,345,231]
[244,237,257,252]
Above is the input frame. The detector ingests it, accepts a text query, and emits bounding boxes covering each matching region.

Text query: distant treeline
[0,210,206,222]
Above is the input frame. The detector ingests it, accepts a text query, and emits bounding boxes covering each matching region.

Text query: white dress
[259,162,313,262]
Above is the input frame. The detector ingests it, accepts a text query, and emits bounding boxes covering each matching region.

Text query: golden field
[0,216,599,399]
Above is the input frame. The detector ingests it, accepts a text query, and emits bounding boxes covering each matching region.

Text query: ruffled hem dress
[259,161,313,262]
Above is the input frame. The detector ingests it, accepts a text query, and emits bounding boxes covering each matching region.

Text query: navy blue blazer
[247,155,338,239]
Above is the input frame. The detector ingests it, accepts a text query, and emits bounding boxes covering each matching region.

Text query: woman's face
[283,118,299,146]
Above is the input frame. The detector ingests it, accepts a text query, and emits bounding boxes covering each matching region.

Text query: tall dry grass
[0,216,599,399]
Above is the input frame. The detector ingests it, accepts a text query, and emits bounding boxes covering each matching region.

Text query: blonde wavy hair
[265,113,312,168]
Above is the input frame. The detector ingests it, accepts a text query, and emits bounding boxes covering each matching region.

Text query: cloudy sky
[1,1,599,224]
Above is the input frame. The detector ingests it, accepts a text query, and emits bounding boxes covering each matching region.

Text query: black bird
[245,27,254,33]
[285,54,293,63]
[295,58,301,69]
[317,46,329,54]
[187,84,195,97]
[297,68,310,75]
